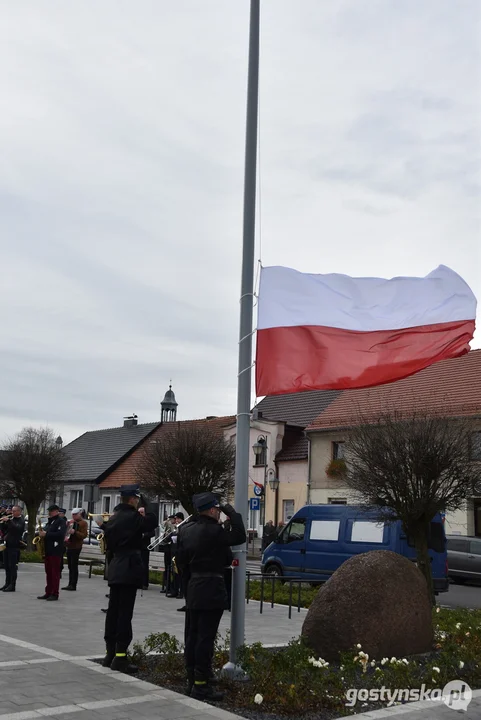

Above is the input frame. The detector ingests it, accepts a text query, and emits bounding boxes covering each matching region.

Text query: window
[332,442,345,460]
[70,490,83,509]
[328,497,347,505]
[103,496,111,513]
[310,520,340,541]
[447,538,469,553]
[283,499,295,523]
[351,521,385,544]
[115,495,121,508]
[470,432,481,461]
[469,540,481,556]
[281,519,306,544]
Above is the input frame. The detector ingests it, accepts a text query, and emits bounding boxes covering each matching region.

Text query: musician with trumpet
[36,504,67,601]
[0,505,25,593]
[62,508,88,591]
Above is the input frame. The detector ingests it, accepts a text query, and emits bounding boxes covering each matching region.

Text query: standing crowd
[0,487,246,702]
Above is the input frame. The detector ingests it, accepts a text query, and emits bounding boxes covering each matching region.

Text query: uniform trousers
[67,549,81,589]
[104,585,137,653]
[45,556,62,597]
[4,548,20,588]
[184,609,223,682]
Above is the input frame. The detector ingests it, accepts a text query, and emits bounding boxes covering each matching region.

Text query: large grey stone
[301,550,433,661]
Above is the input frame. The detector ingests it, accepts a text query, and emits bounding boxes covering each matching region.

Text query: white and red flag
[256,265,476,396]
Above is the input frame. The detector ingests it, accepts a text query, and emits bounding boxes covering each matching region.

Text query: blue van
[261,505,449,594]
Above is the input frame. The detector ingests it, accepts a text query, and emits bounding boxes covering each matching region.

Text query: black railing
[246,571,311,619]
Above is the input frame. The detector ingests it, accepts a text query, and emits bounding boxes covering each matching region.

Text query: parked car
[261,504,449,594]
[447,535,481,584]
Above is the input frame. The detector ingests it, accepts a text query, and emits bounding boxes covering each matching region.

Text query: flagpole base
[221,661,249,681]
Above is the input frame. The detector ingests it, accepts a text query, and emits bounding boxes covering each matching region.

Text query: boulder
[301,550,433,661]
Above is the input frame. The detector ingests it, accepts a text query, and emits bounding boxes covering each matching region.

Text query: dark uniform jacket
[45,516,67,557]
[104,505,157,588]
[176,510,246,610]
[5,516,25,549]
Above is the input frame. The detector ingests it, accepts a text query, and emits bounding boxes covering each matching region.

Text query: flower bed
[131,607,481,719]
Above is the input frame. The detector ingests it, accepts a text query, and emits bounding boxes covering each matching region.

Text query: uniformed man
[37,505,67,601]
[1,505,25,592]
[176,492,246,701]
[102,484,157,673]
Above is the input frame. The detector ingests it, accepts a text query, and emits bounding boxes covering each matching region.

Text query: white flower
[340,665,344,671]
[456,623,461,629]
[375,668,381,673]
[459,661,465,669]
[381,658,389,665]
[402,659,409,665]
[436,607,440,613]
[432,667,440,673]
[390,657,397,664]
[254,694,263,705]
[357,643,362,649]
[370,660,376,667]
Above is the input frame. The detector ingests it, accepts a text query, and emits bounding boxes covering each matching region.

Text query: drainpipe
[274,460,280,527]
[306,432,312,505]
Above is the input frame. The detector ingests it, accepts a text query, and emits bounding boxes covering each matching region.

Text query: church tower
[161,383,178,423]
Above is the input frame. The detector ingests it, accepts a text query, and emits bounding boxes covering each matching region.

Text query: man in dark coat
[176,492,246,701]
[1,505,25,592]
[37,505,67,601]
[102,484,157,673]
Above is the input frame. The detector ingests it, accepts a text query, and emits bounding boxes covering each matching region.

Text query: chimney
[123,415,138,428]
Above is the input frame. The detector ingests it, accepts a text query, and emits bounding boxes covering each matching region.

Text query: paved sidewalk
[0,563,478,719]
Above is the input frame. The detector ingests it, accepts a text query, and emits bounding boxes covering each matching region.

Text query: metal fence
[246,571,316,619]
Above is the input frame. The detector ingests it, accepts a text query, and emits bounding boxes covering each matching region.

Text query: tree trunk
[26,502,39,553]
[413,521,435,606]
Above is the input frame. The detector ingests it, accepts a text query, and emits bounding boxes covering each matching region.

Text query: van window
[281,519,306,544]
[469,540,481,556]
[351,521,385,544]
[448,538,469,553]
[310,520,340,541]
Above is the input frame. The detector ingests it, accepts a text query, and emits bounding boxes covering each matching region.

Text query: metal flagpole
[223,0,260,676]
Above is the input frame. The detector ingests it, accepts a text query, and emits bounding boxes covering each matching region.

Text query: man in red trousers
[37,504,67,601]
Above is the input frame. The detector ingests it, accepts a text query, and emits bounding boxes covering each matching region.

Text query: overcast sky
[1,0,480,446]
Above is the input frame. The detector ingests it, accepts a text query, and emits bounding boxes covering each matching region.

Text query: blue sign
[249,497,260,511]
[253,484,263,496]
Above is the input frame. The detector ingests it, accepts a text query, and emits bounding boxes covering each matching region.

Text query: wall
[225,419,284,534]
[308,430,349,492]
[266,460,308,525]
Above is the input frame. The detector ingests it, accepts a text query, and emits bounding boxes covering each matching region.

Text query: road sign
[249,497,260,511]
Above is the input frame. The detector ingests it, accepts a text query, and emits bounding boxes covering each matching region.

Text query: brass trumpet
[0,514,13,523]
[88,512,111,522]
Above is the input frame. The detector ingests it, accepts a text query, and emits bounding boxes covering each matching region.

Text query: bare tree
[0,427,71,549]
[136,423,235,513]
[344,411,481,603]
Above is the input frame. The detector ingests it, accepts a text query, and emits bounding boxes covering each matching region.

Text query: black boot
[0,584,7,591]
[191,682,224,702]
[185,668,195,696]
[102,645,116,668]
[110,655,138,674]
[62,585,75,591]
[3,585,15,592]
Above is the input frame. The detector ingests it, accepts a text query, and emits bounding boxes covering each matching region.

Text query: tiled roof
[62,422,160,483]
[308,349,481,431]
[254,389,340,428]
[276,435,308,462]
[100,416,236,488]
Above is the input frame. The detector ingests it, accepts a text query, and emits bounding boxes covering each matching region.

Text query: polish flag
[256,265,477,396]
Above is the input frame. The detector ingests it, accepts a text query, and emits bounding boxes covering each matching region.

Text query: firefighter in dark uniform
[176,492,246,701]
[102,484,158,673]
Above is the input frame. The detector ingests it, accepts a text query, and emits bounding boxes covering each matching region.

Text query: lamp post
[56,436,63,509]
[252,436,267,530]
[268,469,280,527]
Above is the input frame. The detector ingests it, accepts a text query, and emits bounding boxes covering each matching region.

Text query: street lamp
[252,436,267,530]
[267,468,280,527]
